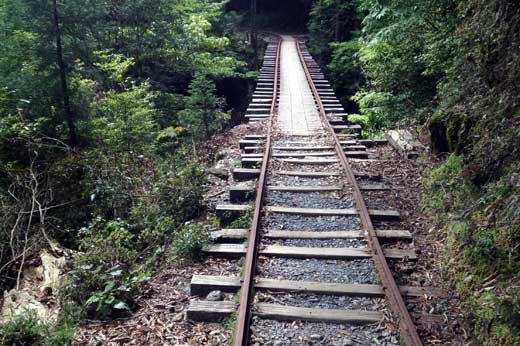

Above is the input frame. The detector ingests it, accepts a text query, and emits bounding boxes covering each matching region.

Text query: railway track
[187,36,440,346]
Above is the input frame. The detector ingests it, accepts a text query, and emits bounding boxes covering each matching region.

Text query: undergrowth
[423,155,520,345]
[0,304,82,346]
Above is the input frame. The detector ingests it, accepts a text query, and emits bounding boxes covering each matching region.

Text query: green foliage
[169,222,210,264]
[327,38,364,102]
[64,218,146,319]
[346,114,368,128]
[93,50,135,86]
[179,73,230,139]
[0,314,45,346]
[226,214,252,229]
[308,0,360,64]
[0,305,81,346]
[423,154,475,212]
[424,157,520,345]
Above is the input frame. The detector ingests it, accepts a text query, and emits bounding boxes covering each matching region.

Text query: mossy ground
[423,155,520,345]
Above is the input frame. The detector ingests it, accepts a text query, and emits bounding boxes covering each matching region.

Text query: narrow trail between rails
[187,35,446,346]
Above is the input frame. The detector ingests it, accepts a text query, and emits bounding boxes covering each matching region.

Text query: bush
[0,305,81,346]
[64,218,149,319]
[0,314,45,346]
[169,222,210,264]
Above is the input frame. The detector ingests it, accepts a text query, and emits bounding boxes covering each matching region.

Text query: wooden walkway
[277,36,323,135]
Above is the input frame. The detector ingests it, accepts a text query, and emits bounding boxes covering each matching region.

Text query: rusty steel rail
[233,39,281,346]
[295,39,423,346]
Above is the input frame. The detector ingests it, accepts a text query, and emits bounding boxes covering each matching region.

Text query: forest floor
[73,123,466,345]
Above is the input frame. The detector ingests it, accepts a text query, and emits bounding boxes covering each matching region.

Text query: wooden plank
[276,170,380,180]
[360,184,391,191]
[277,170,341,177]
[343,145,367,151]
[339,140,357,145]
[232,168,260,180]
[190,275,443,298]
[190,275,241,295]
[265,205,357,216]
[264,229,411,240]
[210,229,248,242]
[204,244,415,260]
[382,248,417,260]
[264,230,365,239]
[210,228,411,241]
[216,204,251,212]
[243,146,262,153]
[358,139,388,147]
[203,243,246,258]
[344,151,369,159]
[267,185,343,192]
[243,152,337,158]
[255,303,382,324]
[186,300,237,322]
[336,133,359,138]
[272,146,334,151]
[215,204,251,222]
[239,139,264,149]
[265,206,400,220]
[241,157,262,168]
[261,245,371,259]
[244,114,269,118]
[280,158,339,164]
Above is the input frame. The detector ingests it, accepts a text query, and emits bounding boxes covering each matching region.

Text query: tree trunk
[53,0,77,148]
[250,0,258,69]
[203,112,210,139]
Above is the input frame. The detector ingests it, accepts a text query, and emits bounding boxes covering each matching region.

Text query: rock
[310,334,322,341]
[172,312,184,322]
[385,129,422,158]
[206,290,223,301]
[1,289,52,323]
[273,341,283,346]
[209,167,228,179]
[226,264,238,272]
[342,338,353,346]
[215,149,233,161]
[41,250,67,290]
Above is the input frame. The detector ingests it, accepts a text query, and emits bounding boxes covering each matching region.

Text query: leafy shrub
[347,114,368,128]
[169,222,210,264]
[0,305,80,346]
[226,215,251,229]
[64,218,148,319]
[0,314,45,346]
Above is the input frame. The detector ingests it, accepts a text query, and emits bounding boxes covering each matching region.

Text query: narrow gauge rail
[187,36,429,346]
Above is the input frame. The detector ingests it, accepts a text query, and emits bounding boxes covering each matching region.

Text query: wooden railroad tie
[203,243,417,260]
[190,275,444,298]
[216,204,400,221]
[210,229,411,242]
[228,184,390,202]
[186,300,382,324]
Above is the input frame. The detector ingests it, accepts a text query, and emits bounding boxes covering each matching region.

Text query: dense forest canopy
[0,0,519,345]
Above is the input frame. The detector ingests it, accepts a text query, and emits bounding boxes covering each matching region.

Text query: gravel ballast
[266,191,355,209]
[258,258,377,284]
[263,214,362,232]
[250,318,400,346]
